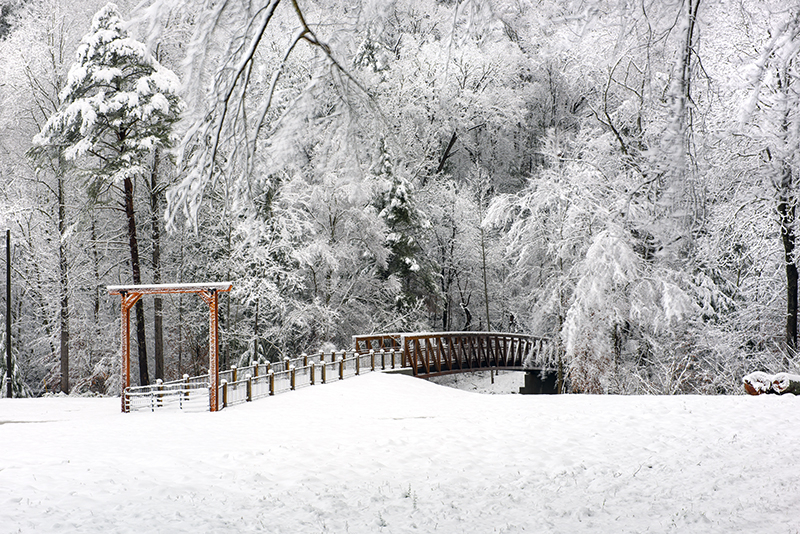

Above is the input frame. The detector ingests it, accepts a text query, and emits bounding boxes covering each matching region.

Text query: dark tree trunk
[57,164,70,394]
[779,166,798,356]
[777,69,798,361]
[435,130,458,176]
[149,150,164,381]
[91,218,100,328]
[124,175,149,386]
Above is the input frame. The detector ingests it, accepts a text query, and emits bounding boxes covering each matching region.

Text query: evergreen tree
[30,3,183,386]
[373,139,431,321]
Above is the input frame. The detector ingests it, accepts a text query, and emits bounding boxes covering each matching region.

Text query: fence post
[319,349,325,363]
[290,366,296,391]
[156,379,163,408]
[221,379,228,408]
[283,356,290,372]
[380,349,386,370]
[356,351,361,376]
[246,374,252,402]
[269,370,275,396]
[253,361,259,378]
[310,362,316,385]
[390,349,396,369]
[183,374,190,404]
[302,352,308,367]
[339,352,345,380]
[370,349,375,372]
[322,361,327,384]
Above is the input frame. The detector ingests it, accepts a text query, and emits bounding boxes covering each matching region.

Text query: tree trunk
[779,182,797,355]
[124,175,149,386]
[149,150,164,381]
[57,162,69,394]
[434,130,458,176]
[777,69,798,360]
[91,217,100,330]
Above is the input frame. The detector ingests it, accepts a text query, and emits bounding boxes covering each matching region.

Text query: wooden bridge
[120,331,560,412]
[353,331,557,378]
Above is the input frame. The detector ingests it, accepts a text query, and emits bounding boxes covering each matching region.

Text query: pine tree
[30,3,183,386]
[373,139,431,321]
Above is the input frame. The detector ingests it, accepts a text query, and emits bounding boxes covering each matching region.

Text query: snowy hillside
[1,372,799,533]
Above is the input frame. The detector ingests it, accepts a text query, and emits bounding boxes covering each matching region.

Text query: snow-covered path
[1,372,798,533]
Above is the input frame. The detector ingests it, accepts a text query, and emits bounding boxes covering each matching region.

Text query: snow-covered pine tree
[373,139,430,321]
[30,3,183,387]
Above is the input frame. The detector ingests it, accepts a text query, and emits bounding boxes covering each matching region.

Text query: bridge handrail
[356,331,559,376]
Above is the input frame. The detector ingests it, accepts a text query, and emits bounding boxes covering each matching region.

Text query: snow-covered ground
[1,372,799,533]
[426,369,525,394]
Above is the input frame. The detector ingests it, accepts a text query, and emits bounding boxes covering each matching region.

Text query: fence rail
[123,348,397,413]
[124,381,210,412]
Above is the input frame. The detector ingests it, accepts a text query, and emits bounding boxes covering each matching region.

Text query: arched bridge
[353,331,558,378]
[122,331,561,413]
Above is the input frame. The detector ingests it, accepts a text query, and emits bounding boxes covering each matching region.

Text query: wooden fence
[123,348,404,412]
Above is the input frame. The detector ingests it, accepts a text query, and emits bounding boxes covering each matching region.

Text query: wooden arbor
[108,282,232,412]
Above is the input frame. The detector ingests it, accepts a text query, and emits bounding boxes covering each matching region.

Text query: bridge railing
[354,331,558,376]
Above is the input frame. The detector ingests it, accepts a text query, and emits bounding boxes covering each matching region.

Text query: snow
[744,371,800,395]
[1,372,799,533]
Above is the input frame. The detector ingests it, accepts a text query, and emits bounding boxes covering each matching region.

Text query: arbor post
[199,289,220,412]
[119,291,142,412]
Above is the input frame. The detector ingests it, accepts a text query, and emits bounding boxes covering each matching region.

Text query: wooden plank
[445,335,455,371]
[415,338,427,374]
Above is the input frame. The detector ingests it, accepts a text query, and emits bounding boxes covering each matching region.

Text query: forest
[0,0,797,396]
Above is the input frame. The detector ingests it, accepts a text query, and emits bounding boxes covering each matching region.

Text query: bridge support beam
[519,370,559,395]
